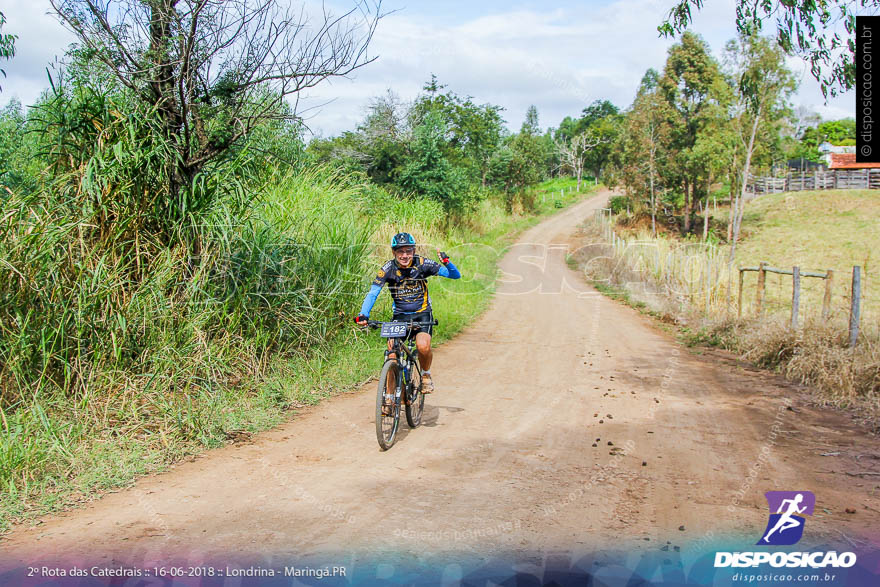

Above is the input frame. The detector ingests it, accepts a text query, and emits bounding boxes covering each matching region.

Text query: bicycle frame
[366,317,438,450]
[381,322,424,400]
[386,333,419,370]
[369,318,431,368]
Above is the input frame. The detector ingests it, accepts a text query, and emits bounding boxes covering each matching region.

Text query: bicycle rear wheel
[376,360,401,450]
[405,359,425,428]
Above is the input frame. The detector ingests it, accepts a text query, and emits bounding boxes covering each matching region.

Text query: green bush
[398,112,473,215]
[609,195,629,214]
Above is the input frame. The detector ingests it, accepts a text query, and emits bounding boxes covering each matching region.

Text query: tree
[49,0,382,218]
[637,68,660,96]
[362,90,408,143]
[488,113,546,211]
[556,132,603,191]
[511,107,552,188]
[582,114,621,181]
[555,99,619,144]
[487,142,538,212]
[659,32,724,233]
[790,106,822,140]
[816,118,856,144]
[454,98,505,186]
[521,105,541,136]
[554,115,580,144]
[614,87,673,236]
[553,99,620,182]
[398,111,469,214]
[633,73,668,236]
[0,11,15,91]
[690,95,734,241]
[408,76,505,186]
[357,90,410,183]
[581,99,619,128]
[659,0,866,97]
[724,32,797,268]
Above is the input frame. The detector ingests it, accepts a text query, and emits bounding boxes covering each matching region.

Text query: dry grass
[686,189,877,322]
[576,220,880,427]
[701,316,880,426]
[614,190,877,326]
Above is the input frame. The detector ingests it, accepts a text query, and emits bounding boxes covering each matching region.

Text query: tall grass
[576,218,879,424]
[602,227,733,315]
[1,143,595,530]
[0,161,375,526]
[595,212,871,326]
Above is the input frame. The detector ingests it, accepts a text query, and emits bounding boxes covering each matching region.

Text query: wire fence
[592,209,867,345]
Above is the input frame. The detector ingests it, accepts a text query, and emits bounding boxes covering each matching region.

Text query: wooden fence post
[738,268,744,317]
[755,262,767,316]
[791,266,800,329]
[849,266,861,347]
[822,269,834,320]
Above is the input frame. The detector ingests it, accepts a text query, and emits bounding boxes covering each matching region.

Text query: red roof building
[828,153,880,169]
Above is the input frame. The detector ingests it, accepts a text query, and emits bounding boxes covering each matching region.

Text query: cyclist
[355,232,461,399]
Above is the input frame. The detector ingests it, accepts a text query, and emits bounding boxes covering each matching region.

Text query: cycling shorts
[391,310,434,340]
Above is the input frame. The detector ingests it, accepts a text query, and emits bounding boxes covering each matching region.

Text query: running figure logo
[758,491,815,546]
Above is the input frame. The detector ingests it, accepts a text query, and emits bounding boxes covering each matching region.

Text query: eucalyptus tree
[724,32,797,265]
[0,10,15,91]
[615,86,673,236]
[658,32,725,234]
[660,0,873,97]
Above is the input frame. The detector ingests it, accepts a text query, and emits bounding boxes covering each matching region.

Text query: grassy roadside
[615,189,878,322]
[0,178,596,533]
[571,218,880,429]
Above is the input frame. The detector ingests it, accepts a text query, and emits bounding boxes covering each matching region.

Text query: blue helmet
[391,232,416,249]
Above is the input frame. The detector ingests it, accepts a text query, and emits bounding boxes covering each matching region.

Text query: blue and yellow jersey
[359,255,461,318]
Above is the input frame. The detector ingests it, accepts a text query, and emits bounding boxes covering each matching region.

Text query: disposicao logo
[714,491,857,569]
[758,490,815,546]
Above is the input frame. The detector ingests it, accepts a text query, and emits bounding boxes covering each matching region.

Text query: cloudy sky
[0,0,856,138]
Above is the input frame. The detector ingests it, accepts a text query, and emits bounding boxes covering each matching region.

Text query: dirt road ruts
[2,191,877,566]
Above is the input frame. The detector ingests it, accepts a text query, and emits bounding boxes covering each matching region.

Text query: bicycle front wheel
[376,360,401,450]
[405,360,425,428]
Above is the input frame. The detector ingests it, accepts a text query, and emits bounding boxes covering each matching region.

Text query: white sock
[423,370,431,375]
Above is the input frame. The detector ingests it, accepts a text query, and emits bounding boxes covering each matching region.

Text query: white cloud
[297,0,853,136]
[0,0,75,104]
[0,0,855,136]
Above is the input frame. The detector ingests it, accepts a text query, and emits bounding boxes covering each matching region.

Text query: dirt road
[2,191,878,566]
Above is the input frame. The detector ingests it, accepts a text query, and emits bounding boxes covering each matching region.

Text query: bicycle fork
[383,361,406,411]
[396,364,408,406]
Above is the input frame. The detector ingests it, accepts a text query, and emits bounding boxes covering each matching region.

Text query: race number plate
[380,322,408,338]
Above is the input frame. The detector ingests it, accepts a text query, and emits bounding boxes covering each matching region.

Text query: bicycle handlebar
[364,318,439,329]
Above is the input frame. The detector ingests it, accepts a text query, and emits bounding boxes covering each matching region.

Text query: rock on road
[2,190,878,566]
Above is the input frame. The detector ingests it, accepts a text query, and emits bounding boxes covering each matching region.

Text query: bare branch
[48,0,384,191]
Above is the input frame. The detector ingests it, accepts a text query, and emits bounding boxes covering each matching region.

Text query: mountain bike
[365,318,438,450]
